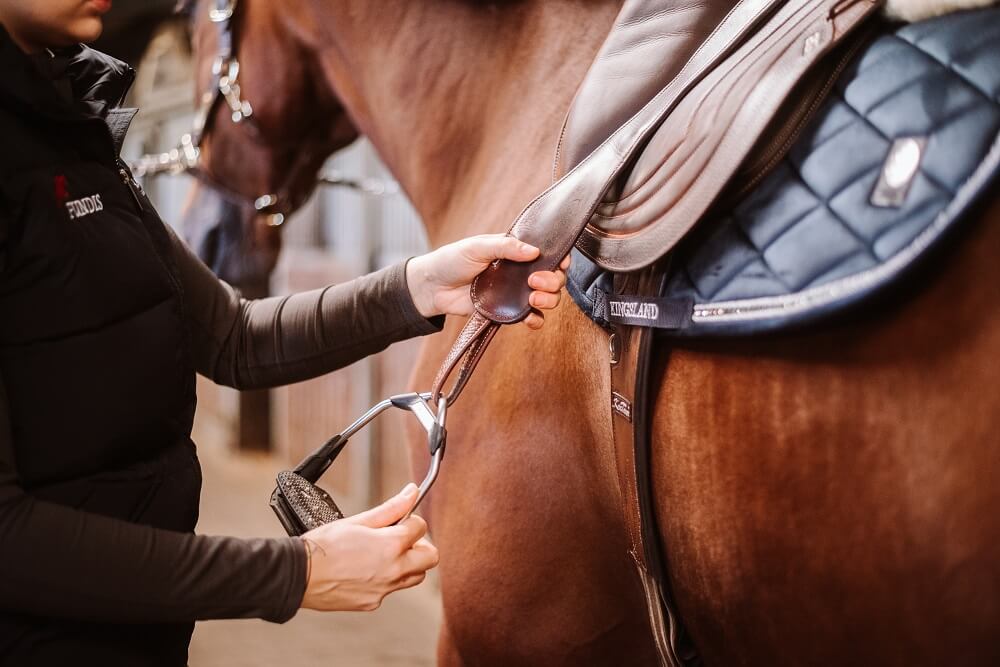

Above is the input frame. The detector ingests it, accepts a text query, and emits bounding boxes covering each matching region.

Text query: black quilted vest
[0,32,201,665]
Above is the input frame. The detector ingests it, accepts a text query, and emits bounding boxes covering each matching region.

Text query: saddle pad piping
[688,126,1000,329]
[576,132,1000,334]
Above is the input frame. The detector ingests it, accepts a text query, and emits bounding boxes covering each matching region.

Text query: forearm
[0,371,306,625]
[217,262,441,389]
[0,490,306,624]
[170,225,442,390]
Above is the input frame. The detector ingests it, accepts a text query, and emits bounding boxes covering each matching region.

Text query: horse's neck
[303,0,622,246]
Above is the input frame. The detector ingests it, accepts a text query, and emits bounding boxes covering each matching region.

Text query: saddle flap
[473,0,878,322]
[575,0,880,272]
[553,0,736,181]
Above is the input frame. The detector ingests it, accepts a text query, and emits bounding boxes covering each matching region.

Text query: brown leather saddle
[431,0,880,397]
[554,0,873,271]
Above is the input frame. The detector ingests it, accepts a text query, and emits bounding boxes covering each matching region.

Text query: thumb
[465,235,539,264]
[348,483,419,528]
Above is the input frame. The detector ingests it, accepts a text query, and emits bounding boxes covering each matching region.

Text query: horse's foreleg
[436,617,464,667]
[414,304,662,666]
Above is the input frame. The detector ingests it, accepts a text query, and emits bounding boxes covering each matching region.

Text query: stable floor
[188,440,442,666]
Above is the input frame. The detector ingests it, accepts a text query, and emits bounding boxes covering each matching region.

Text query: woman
[0,1,569,664]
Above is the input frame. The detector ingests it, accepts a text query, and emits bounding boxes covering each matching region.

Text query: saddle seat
[562,3,1000,335]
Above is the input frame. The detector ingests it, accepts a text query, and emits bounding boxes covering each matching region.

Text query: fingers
[384,514,429,550]
[527,267,567,321]
[348,484,418,528]
[395,572,428,591]
[529,291,561,310]
[412,536,435,551]
[463,236,570,269]
[528,270,566,294]
[390,538,437,600]
[524,312,545,330]
[464,234,539,263]
[400,537,440,575]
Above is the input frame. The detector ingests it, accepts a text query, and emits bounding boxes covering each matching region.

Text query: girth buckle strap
[610,267,699,667]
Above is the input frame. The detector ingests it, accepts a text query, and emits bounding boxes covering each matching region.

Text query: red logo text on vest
[54,175,69,204]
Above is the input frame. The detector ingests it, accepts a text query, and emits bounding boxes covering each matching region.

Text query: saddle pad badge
[612,391,633,422]
[871,136,926,208]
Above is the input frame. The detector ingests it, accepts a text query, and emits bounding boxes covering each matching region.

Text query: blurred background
[98,4,443,665]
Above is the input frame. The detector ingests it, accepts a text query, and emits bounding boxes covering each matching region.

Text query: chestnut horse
[182,1,1000,664]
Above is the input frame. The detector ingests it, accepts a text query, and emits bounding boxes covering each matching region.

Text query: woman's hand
[406,234,571,330]
[300,484,439,612]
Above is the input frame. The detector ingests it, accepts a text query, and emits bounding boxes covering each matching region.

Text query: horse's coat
[186,1,1000,664]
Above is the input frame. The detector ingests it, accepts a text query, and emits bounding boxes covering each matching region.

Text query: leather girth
[610,266,697,667]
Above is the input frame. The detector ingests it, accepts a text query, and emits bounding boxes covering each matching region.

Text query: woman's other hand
[406,234,571,330]
[299,484,439,612]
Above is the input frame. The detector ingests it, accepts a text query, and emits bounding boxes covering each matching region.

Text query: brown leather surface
[576,0,878,269]
[553,0,737,181]
[610,268,696,667]
[470,0,879,325]
[471,0,784,323]
[431,312,498,404]
[610,303,646,572]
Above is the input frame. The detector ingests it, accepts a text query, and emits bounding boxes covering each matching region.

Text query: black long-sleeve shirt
[0,28,442,663]
[0,228,440,625]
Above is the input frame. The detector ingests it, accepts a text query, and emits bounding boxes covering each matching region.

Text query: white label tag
[612,391,633,422]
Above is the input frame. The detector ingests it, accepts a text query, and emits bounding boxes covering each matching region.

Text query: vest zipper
[117,158,146,212]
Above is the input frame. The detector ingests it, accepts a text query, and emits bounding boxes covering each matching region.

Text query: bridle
[191,0,253,137]
[130,0,397,225]
[188,0,298,223]
[136,0,287,221]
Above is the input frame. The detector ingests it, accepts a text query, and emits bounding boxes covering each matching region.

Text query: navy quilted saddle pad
[568,6,1000,336]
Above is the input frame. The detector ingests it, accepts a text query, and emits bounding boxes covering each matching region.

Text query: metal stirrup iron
[270,393,447,535]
